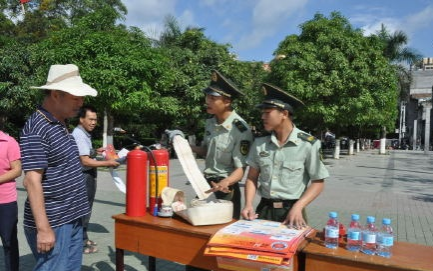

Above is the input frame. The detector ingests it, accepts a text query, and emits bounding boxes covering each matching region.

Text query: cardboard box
[217,256,293,271]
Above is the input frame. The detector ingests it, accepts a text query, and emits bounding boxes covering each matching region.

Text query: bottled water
[324,211,339,249]
[346,214,362,252]
[377,218,394,258]
[361,216,378,255]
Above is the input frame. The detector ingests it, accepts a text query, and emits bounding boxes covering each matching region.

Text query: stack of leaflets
[205,219,312,268]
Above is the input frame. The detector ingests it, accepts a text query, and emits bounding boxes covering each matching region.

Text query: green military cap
[256,83,304,114]
[203,70,244,98]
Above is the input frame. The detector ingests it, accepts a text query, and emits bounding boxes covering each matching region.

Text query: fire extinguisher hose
[142,146,159,216]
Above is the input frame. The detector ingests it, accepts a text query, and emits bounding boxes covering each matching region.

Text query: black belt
[260,198,298,208]
[204,176,225,183]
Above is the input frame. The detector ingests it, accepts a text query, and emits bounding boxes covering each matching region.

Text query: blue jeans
[0,201,19,271]
[24,219,83,271]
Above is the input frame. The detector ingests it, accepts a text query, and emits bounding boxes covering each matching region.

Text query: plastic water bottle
[324,211,339,249]
[377,218,394,258]
[361,216,378,255]
[346,214,362,252]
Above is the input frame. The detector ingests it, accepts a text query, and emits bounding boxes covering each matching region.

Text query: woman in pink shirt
[0,129,22,271]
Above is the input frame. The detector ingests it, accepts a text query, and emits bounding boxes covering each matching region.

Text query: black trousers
[0,201,19,271]
[82,171,97,244]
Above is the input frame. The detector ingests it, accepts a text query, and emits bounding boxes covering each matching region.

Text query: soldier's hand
[205,180,231,194]
[241,206,258,220]
[283,207,307,229]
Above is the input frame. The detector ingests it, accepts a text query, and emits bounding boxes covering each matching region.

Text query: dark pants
[82,171,97,244]
[256,198,308,223]
[206,177,241,219]
[0,201,19,271]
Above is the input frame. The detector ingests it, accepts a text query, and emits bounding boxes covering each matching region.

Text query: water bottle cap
[351,214,360,221]
[382,218,391,225]
[329,211,338,218]
[367,216,375,223]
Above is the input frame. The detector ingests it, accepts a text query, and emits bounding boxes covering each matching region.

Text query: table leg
[116,248,124,271]
[149,256,156,271]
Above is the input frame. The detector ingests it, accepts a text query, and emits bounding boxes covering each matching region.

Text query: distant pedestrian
[20,64,96,270]
[0,128,22,271]
[72,105,119,254]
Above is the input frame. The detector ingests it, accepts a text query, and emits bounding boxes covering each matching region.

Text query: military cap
[203,70,244,98]
[256,83,304,113]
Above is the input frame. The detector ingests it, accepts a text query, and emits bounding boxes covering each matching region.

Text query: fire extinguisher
[125,149,148,217]
[148,149,170,216]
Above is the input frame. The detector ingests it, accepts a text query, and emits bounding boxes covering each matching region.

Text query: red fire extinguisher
[149,149,170,216]
[125,149,148,216]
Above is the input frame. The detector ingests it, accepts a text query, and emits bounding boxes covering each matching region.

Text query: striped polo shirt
[20,107,90,228]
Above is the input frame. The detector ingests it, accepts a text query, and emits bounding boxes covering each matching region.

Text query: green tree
[268,12,399,138]
[28,7,175,142]
[373,25,422,142]
[157,16,267,139]
[375,24,422,65]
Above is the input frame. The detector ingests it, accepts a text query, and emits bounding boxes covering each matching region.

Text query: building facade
[407,58,433,151]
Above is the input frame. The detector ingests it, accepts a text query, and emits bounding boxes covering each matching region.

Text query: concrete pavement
[2,149,433,270]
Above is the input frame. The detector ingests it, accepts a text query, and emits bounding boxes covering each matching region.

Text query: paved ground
[2,149,433,270]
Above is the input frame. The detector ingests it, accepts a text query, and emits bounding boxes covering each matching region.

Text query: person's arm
[79,155,119,168]
[206,167,244,193]
[209,126,253,193]
[283,179,324,227]
[241,166,260,220]
[0,159,21,184]
[190,145,207,157]
[23,169,56,253]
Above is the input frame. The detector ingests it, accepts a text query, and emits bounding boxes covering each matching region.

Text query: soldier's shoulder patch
[298,132,317,144]
[233,119,247,133]
[240,140,250,156]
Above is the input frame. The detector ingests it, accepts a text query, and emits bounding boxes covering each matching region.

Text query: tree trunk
[379,126,387,154]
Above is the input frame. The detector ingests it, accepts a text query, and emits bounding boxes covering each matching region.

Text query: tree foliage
[1,6,411,144]
[268,12,399,137]
[156,16,268,138]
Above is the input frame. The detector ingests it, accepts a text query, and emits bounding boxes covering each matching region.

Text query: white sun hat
[31,64,97,97]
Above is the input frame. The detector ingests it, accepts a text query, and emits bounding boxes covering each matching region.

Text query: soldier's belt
[260,198,298,209]
[204,176,225,182]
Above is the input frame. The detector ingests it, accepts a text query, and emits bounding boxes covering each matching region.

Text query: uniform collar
[214,110,237,131]
[270,126,301,146]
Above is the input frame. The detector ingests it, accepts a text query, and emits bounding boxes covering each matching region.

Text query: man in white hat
[20,64,97,270]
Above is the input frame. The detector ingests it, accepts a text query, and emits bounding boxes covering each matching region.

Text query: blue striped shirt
[20,107,90,228]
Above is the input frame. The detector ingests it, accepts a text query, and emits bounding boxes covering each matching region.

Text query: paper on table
[109,168,126,193]
[172,135,211,200]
